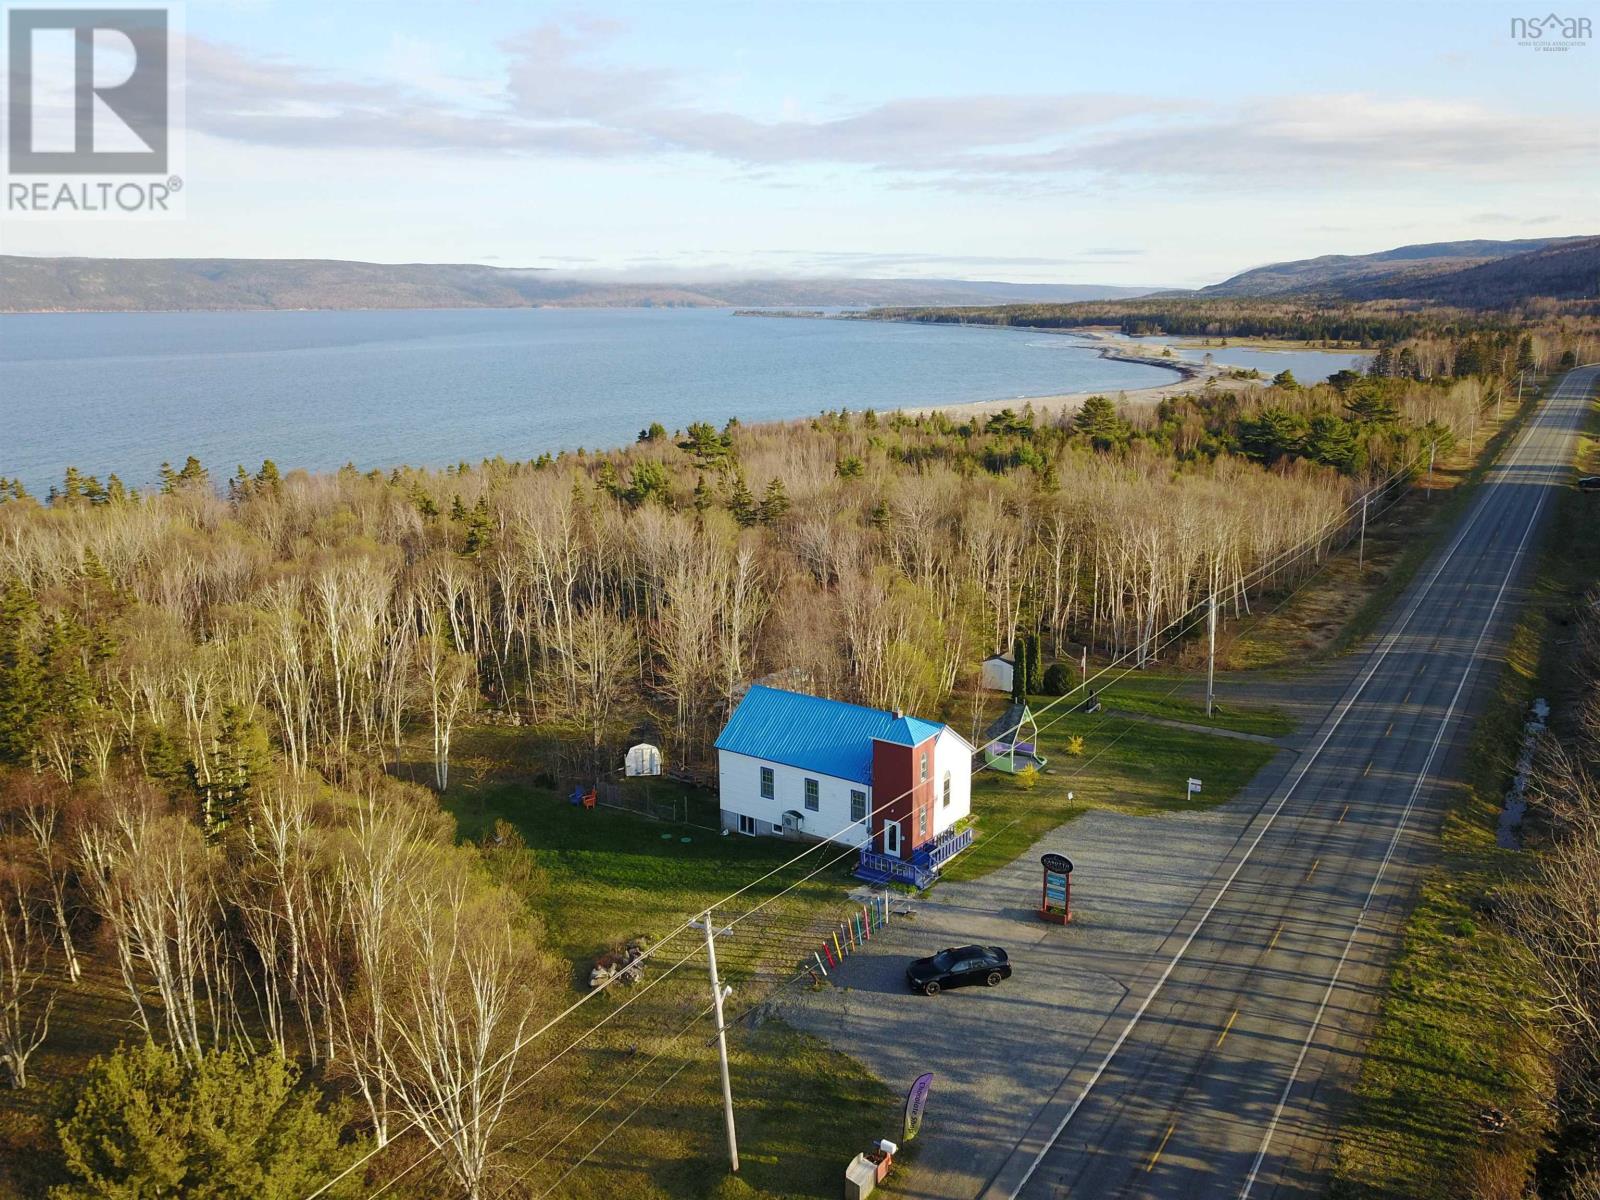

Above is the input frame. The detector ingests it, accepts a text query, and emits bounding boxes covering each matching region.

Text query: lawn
[946,698,1280,882]
[1087,673,1295,738]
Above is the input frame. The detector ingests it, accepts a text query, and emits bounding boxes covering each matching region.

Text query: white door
[883,820,901,858]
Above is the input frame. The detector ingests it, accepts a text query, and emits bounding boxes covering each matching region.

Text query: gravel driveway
[772,684,1320,1199]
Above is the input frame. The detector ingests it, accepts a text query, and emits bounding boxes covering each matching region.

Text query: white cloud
[179,22,1598,194]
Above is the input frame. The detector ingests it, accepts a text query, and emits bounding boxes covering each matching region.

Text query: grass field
[946,695,1280,883]
[1329,382,1599,1198]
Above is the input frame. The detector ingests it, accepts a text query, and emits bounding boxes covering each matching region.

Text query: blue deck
[853,825,974,890]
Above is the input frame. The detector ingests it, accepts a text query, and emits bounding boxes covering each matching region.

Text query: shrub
[1015,764,1038,790]
[1042,663,1073,695]
[1066,735,1085,757]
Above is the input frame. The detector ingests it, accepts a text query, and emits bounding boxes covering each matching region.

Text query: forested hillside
[1192,236,1587,298]
[0,256,1157,313]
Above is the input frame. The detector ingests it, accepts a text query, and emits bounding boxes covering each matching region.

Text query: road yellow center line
[1403,689,1412,704]
[1385,722,1394,737]
[1363,761,1372,777]
[1216,1008,1239,1048]
[1339,803,1350,824]
[1147,1122,1176,1171]
[1269,921,1284,950]
[1305,857,1321,882]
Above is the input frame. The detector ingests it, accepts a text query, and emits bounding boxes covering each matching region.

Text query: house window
[851,789,867,822]
[943,771,952,808]
[920,750,929,782]
[804,778,820,812]
[760,767,774,799]
[737,814,758,836]
[919,806,928,837]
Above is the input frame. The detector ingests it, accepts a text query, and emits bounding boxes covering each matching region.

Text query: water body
[1,308,1178,493]
[1119,333,1373,382]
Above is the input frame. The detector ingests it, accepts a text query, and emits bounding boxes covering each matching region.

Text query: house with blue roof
[714,686,974,880]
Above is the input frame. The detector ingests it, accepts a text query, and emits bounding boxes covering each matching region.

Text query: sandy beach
[898,326,1259,420]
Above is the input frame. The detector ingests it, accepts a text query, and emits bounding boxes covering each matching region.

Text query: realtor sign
[5,3,187,218]
[1187,777,1203,796]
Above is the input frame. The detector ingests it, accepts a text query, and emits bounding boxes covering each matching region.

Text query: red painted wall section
[871,736,938,855]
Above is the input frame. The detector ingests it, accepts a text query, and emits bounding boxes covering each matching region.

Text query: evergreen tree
[1304,414,1358,473]
[0,581,42,763]
[692,474,713,514]
[758,477,790,525]
[1270,369,1299,390]
[626,460,670,506]
[1073,395,1131,451]
[462,496,493,555]
[728,474,758,527]
[1237,407,1306,464]
[52,1042,365,1200]
[1344,385,1400,425]
[188,704,272,836]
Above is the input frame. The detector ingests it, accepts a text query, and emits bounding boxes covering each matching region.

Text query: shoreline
[893,326,1251,419]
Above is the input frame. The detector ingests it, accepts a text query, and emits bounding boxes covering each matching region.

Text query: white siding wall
[717,749,871,847]
[931,728,973,837]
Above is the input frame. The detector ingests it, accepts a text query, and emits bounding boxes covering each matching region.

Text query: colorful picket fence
[810,892,891,979]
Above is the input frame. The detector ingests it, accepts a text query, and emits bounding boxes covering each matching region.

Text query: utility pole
[696,910,739,1174]
[1205,591,1218,717]
[1358,492,1369,571]
[1426,442,1436,499]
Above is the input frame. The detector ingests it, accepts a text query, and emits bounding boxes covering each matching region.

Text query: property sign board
[1040,853,1074,923]
[903,1072,934,1141]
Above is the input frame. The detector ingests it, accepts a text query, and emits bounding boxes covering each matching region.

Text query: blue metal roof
[714,686,944,785]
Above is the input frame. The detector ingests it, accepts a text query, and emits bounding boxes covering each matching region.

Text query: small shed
[980,655,1014,693]
[624,743,663,777]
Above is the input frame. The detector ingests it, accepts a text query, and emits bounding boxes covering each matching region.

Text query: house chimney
[893,709,904,719]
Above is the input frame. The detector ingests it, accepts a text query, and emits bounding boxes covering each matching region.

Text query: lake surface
[1,308,1178,493]
[1118,333,1372,381]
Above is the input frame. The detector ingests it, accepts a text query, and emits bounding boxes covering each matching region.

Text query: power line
[313,435,1441,1200]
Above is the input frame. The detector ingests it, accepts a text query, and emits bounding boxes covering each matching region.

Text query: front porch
[853,824,974,890]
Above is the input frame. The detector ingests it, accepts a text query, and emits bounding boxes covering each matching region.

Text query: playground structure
[981,703,1048,773]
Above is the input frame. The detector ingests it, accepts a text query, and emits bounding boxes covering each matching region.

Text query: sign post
[1187,777,1203,799]
[1040,852,1074,924]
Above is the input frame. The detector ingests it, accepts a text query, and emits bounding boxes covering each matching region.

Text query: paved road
[990,366,1599,1200]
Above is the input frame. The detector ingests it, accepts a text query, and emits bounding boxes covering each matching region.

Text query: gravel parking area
[772,735,1307,1199]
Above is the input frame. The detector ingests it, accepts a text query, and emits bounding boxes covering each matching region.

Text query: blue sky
[7,0,1597,286]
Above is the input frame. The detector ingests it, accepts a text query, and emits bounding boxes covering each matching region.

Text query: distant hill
[0,256,1161,312]
[1196,236,1593,300]
[1342,236,1599,305]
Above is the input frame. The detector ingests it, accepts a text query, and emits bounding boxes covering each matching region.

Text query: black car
[906,945,1011,995]
[1579,476,1600,494]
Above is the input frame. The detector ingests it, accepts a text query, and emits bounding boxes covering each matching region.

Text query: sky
[3,0,1597,287]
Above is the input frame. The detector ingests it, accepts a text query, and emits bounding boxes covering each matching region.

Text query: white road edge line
[1237,372,1591,1197]
[1002,366,1592,1199]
